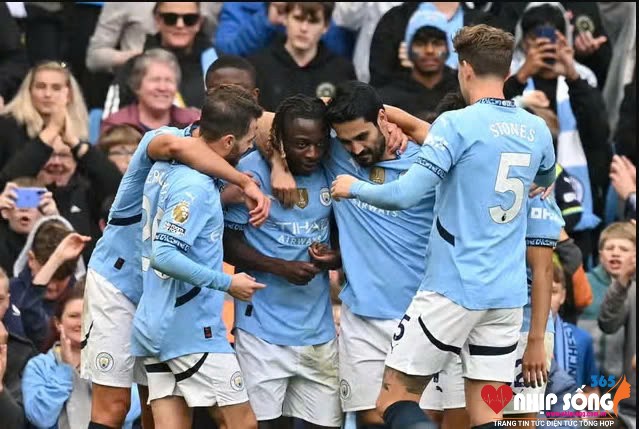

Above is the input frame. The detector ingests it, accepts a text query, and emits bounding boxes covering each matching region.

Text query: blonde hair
[599,222,637,249]
[1,61,89,140]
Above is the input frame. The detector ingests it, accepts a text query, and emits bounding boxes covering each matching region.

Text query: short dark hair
[325,81,383,126]
[424,91,467,122]
[199,84,263,141]
[521,5,566,36]
[153,2,200,15]
[267,94,329,159]
[453,24,514,78]
[205,55,257,89]
[32,220,76,281]
[284,2,335,23]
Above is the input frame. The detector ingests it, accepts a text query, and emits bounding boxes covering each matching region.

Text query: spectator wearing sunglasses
[86,2,222,74]
[103,2,218,115]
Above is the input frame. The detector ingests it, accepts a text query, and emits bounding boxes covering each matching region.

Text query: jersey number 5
[489,153,532,224]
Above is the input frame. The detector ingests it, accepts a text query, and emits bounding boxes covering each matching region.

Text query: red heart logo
[481,384,513,414]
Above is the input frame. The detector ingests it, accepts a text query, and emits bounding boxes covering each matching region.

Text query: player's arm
[533,125,557,188]
[383,104,431,145]
[332,113,456,209]
[223,227,320,286]
[252,110,299,208]
[147,132,269,226]
[524,244,554,388]
[150,181,265,300]
[223,188,321,285]
[150,183,233,291]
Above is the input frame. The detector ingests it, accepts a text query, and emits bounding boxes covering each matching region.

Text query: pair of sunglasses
[158,12,200,27]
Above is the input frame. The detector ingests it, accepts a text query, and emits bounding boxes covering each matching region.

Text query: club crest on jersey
[370,167,385,184]
[296,188,309,209]
[340,380,352,399]
[172,201,190,224]
[320,187,331,206]
[230,371,245,391]
[96,352,114,372]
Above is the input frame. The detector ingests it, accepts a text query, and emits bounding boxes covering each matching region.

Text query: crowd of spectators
[0,2,635,429]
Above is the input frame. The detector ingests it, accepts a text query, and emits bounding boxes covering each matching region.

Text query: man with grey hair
[101,48,200,135]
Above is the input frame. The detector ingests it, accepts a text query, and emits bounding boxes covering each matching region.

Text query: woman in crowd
[21,279,140,429]
[0,61,88,186]
[100,48,200,135]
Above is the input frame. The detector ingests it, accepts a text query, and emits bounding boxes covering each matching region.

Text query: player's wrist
[527,332,545,342]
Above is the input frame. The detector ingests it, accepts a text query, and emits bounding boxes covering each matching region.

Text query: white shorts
[81,269,146,388]
[420,332,554,413]
[234,329,342,427]
[386,291,523,383]
[144,352,249,408]
[338,305,428,412]
[420,356,465,411]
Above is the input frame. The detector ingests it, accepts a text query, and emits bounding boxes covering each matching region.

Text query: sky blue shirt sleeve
[151,179,232,291]
[350,113,460,210]
[534,124,557,187]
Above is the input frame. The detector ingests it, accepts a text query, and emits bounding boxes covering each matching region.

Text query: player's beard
[354,132,387,167]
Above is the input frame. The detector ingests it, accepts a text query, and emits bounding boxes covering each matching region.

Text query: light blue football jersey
[351,98,556,310]
[326,139,436,319]
[87,126,192,305]
[131,162,232,361]
[522,195,564,333]
[224,152,335,346]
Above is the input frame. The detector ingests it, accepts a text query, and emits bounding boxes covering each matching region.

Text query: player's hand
[574,31,607,57]
[242,181,271,228]
[0,182,18,211]
[529,182,555,200]
[308,242,341,271]
[52,233,91,263]
[220,184,245,206]
[38,192,59,216]
[271,165,298,208]
[228,273,266,302]
[522,337,548,388]
[275,260,321,285]
[331,175,358,201]
[386,122,409,154]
